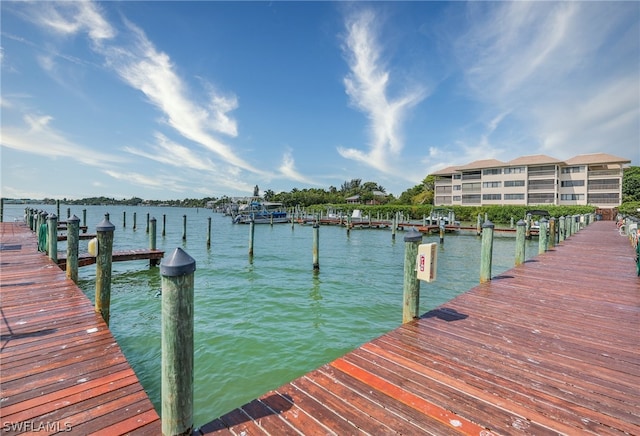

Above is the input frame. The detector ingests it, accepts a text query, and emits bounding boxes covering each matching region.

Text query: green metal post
[160,248,195,436]
[402,228,422,323]
[480,220,494,283]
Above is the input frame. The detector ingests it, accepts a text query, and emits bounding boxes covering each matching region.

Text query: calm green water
[4,204,539,426]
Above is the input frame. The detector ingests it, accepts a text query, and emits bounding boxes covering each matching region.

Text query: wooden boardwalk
[198,220,639,435]
[0,222,161,435]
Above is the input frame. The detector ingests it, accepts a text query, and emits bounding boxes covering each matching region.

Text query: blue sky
[1,1,638,200]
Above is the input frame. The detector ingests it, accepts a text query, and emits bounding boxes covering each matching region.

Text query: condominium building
[431,153,631,209]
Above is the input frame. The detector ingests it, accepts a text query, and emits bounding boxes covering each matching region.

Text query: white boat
[232,199,289,224]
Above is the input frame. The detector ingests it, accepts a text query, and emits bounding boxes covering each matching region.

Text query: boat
[232,199,289,224]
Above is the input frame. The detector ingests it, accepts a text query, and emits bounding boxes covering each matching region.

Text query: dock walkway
[199,220,639,435]
[0,222,160,434]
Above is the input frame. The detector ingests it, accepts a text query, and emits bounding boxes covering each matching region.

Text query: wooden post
[476,214,481,236]
[402,228,422,323]
[56,199,60,220]
[558,216,565,242]
[248,217,255,258]
[67,208,71,219]
[133,212,137,230]
[160,248,195,436]
[207,217,212,248]
[391,215,396,240]
[525,213,532,239]
[47,213,58,263]
[66,215,80,283]
[82,209,87,228]
[312,222,320,272]
[515,219,526,266]
[439,219,445,244]
[182,215,187,241]
[480,220,494,283]
[346,216,351,237]
[146,212,150,233]
[548,217,556,249]
[150,217,159,266]
[538,218,548,254]
[123,211,127,228]
[163,214,167,237]
[510,217,514,229]
[95,215,115,325]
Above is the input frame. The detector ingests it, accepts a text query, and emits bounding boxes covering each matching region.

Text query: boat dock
[198,219,639,435]
[0,222,161,434]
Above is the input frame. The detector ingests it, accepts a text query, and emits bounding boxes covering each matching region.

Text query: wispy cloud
[278,149,319,185]
[338,8,427,173]
[454,2,639,160]
[124,133,217,172]
[1,111,124,167]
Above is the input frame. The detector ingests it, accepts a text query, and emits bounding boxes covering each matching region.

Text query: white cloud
[454,2,639,162]
[123,133,217,172]
[338,8,427,173]
[278,149,319,185]
[1,112,124,167]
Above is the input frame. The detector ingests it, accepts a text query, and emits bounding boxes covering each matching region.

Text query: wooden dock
[197,220,639,435]
[56,248,165,270]
[0,222,161,434]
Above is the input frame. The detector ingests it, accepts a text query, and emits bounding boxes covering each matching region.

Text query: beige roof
[457,159,506,170]
[430,165,460,176]
[565,153,631,165]
[506,154,564,166]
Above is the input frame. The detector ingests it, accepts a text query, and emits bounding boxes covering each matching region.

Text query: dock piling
[480,220,494,283]
[160,248,195,436]
[150,217,159,266]
[66,215,80,282]
[515,219,526,266]
[402,228,422,323]
[549,217,556,248]
[312,222,320,272]
[47,213,58,263]
[182,215,187,241]
[538,218,548,254]
[163,214,167,237]
[95,215,115,325]
[559,216,566,242]
[249,217,255,258]
[207,217,212,248]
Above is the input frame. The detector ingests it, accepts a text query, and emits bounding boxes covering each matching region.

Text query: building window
[453,195,461,201]
[461,171,481,180]
[504,180,525,187]
[561,166,584,173]
[587,179,620,190]
[528,179,555,190]
[587,193,619,204]
[561,180,585,187]
[504,193,525,200]
[504,166,525,174]
[482,181,501,188]
[528,165,556,177]
[462,194,481,204]
[561,194,585,201]
[453,185,461,191]
[482,194,502,200]
[462,182,481,192]
[482,168,502,175]
[528,193,555,204]
[453,174,462,180]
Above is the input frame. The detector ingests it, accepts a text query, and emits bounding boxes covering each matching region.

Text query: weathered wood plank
[198,220,639,435]
[0,222,161,435]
